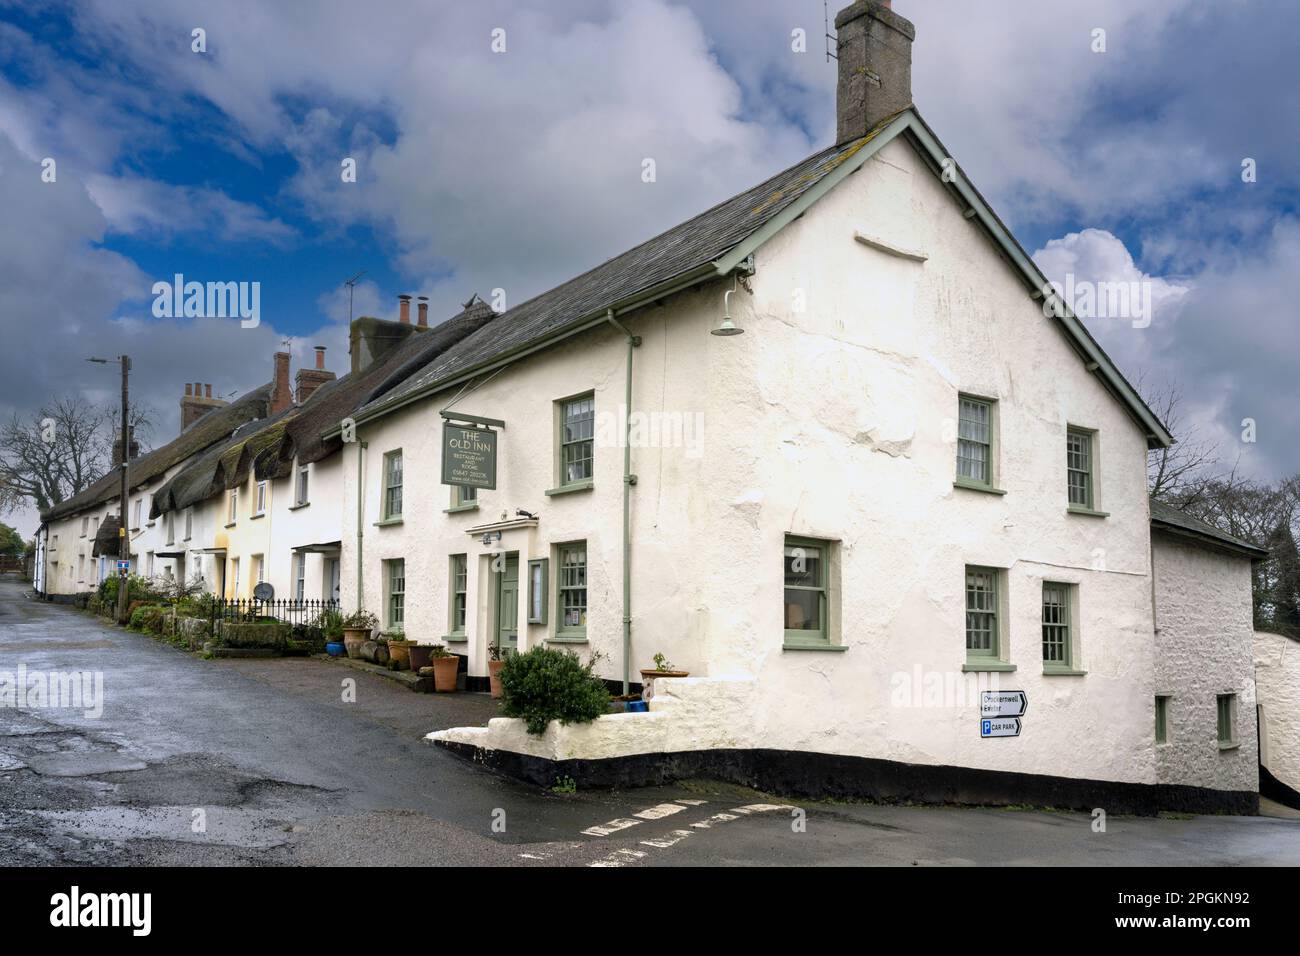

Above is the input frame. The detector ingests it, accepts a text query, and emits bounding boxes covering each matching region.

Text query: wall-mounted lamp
[480,531,502,546]
[712,275,746,336]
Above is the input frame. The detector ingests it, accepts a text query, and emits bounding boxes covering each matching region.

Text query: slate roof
[352,126,892,423]
[42,385,272,522]
[1150,499,1269,559]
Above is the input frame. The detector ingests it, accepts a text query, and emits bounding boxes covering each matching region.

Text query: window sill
[288,502,310,511]
[1218,741,1241,752]
[783,641,847,652]
[953,479,1007,496]
[545,481,593,497]
[1067,505,1110,518]
[249,513,265,521]
[962,661,1017,672]
[223,522,236,529]
[551,634,588,643]
[374,517,404,527]
[442,634,468,643]
[182,537,191,543]
[444,503,479,514]
[1043,667,1087,677]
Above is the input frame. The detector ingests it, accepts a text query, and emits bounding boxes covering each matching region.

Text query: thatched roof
[43,385,272,522]
[90,515,122,557]
[147,297,494,518]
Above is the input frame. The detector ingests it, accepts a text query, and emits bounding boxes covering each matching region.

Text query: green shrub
[128,605,168,633]
[99,574,161,607]
[498,646,610,735]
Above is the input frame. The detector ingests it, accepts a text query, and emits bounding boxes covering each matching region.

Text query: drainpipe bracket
[631,335,643,347]
[625,474,638,486]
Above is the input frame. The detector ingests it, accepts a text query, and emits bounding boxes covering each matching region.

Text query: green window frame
[1155,695,1170,744]
[557,542,587,637]
[783,535,828,646]
[558,394,595,486]
[1066,428,1094,508]
[528,557,549,625]
[956,396,995,487]
[386,558,405,632]
[383,450,403,519]
[1217,693,1237,747]
[449,554,467,636]
[454,484,477,508]
[965,566,1000,660]
[1041,582,1071,668]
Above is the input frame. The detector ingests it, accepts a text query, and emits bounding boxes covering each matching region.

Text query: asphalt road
[2,575,1299,867]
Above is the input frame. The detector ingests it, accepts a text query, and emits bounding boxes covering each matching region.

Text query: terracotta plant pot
[431,655,459,692]
[342,627,370,659]
[387,640,414,670]
[408,643,434,672]
[488,659,506,698]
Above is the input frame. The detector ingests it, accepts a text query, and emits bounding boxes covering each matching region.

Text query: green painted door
[494,553,519,654]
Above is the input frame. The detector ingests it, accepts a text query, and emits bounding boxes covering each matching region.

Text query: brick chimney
[417,296,429,328]
[270,351,293,414]
[295,345,336,404]
[835,0,914,145]
[180,381,228,433]
[398,294,412,324]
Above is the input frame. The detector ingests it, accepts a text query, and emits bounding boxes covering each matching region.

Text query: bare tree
[1141,378,1222,504]
[0,397,155,515]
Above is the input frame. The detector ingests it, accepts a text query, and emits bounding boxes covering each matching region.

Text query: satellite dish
[253,582,275,601]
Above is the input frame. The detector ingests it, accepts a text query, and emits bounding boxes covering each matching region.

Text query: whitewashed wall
[1255,630,1300,797]
[1151,532,1258,792]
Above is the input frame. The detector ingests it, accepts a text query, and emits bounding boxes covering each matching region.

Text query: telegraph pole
[117,354,131,624]
[88,354,132,623]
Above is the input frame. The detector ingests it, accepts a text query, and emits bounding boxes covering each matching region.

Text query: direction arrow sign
[980,690,1028,718]
[981,717,1021,738]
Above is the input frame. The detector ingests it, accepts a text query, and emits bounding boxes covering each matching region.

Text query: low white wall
[1255,630,1300,797]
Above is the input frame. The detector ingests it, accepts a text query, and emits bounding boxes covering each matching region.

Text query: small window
[184,509,192,540]
[965,566,1000,660]
[528,558,549,625]
[1217,693,1237,747]
[295,553,306,601]
[956,396,995,487]
[296,464,310,506]
[255,480,268,515]
[132,498,142,529]
[166,513,175,546]
[387,558,405,631]
[1155,695,1170,744]
[81,517,88,537]
[453,484,477,509]
[557,542,587,637]
[1067,428,1094,508]
[230,558,240,598]
[1041,582,1073,670]
[449,554,467,635]
[383,451,403,519]
[228,490,238,524]
[559,395,595,485]
[784,536,829,646]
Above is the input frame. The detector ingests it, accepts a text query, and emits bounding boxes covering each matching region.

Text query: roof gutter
[325,261,722,440]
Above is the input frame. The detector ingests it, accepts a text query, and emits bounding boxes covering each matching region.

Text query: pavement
[3,574,1300,866]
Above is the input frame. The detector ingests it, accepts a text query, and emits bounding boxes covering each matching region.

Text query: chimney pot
[315,345,326,370]
[185,383,193,396]
[398,294,412,324]
[834,1,914,146]
[205,384,212,398]
[417,296,429,328]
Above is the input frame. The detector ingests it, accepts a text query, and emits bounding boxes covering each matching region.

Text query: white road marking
[581,817,642,837]
[640,828,694,849]
[633,802,687,820]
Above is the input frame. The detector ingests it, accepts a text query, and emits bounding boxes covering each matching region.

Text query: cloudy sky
[1,0,1296,537]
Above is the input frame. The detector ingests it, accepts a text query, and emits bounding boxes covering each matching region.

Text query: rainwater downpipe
[606,308,641,695]
[355,440,367,610]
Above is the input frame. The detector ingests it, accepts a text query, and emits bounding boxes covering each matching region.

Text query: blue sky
[1,0,1297,536]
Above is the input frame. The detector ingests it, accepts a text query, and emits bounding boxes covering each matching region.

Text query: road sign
[981,717,1021,738]
[116,560,130,572]
[980,690,1028,718]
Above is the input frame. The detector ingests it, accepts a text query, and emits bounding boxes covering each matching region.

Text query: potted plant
[385,629,414,669]
[487,640,506,698]
[340,610,378,659]
[639,652,688,696]
[429,643,459,692]
[408,641,435,673]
